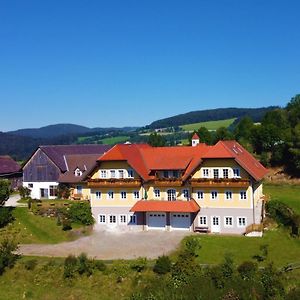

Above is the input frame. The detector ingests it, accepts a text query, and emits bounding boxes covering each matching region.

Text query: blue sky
[1,0,299,131]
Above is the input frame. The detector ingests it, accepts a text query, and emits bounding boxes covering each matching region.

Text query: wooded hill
[147,107,278,129]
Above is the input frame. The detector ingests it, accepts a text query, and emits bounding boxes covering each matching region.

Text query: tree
[286,94,300,127]
[0,180,10,206]
[214,127,234,143]
[148,132,166,147]
[234,116,254,141]
[197,127,213,145]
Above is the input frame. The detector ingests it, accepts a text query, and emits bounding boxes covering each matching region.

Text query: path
[19,230,189,260]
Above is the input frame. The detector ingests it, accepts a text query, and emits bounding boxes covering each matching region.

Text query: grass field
[180,118,236,131]
[0,207,86,244]
[100,135,130,144]
[264,183,300,214]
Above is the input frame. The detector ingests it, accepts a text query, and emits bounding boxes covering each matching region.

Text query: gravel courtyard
[19,229,190,259]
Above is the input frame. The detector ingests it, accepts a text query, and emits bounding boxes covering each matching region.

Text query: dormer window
[74,168,82,177]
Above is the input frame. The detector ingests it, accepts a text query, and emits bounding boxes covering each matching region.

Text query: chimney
[192,133,200,147]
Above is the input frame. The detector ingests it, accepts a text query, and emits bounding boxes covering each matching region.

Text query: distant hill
[147,107,278,129]
[8,124,139,139]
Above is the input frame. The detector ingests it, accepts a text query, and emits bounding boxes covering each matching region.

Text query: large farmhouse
[88,135,268,234]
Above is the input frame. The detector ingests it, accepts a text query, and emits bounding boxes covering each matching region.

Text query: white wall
[23,182,58,199]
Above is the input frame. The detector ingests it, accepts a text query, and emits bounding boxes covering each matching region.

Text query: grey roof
[40,145,111,172]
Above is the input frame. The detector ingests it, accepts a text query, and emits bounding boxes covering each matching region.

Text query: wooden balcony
[87,179,142,188]
[189,178,250,188]
[152,178,183,187]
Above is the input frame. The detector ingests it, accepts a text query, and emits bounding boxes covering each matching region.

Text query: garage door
[171,213,190,230]
[148,213,166,229]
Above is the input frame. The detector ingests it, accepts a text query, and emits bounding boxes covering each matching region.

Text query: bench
[194,226,209,233]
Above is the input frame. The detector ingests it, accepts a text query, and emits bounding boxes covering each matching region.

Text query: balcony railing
[87,178,142,188]
[189,178,250,188]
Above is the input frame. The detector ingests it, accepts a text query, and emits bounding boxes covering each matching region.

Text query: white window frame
[223,168,229,179]
[95,191,101,199]
[100,170,107,178]
[119,215,127,224]
[127,169,134,178]
[233,168,240,178]
[133,191,139,199]
[199,216,207,226]
[239,190,247,200]
[167,189,176,201]
[225,190,232,200]
[224,216,233,227]
[154,189,160,198]
[213,169,219,179]
[110,170,116,178]
[128,214,137,224]
[109,215,117,224]
[237,217,247,227]
[108,191,114,199]
[119,170,124,179]
[98,214,106,224]
[202,168,209,178]
[211,191,218,200]
[196,190,204,200]
[121,191,127,199]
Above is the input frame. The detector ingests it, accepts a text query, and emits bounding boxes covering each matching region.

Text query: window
[213,169,219,179]
[119,170,124,178]
[225,191,232,200]
[99,215,106,223]
[167,189,176,201]
[129,214,137,224]
[199,216,207,226]
[100,170,107,178]
[233,168,240,178]
[238,217,247,227]
[172,170,179,178]
[182,189,189,199]
[109,215,116,223]
[133,191,139,199]
[49,185,58,197]
[76,185,82,194]
[119,215,127,224]
[163,171,169,178]
[224,216,233,227]
[203,168,209,178]
[95,191,101,199]
[154,189,160,198]
[211,191,218,200]
[240,191,247,200]
[75,168,82,177]
[223,169,229,178]
[197,191,204,200]
[121,191,127,199]
[108,191,114,199]
[28,183,33,188]
[110,170,116,178]
[127,169,134,178]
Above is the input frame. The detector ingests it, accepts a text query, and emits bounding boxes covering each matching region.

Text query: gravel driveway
[19,229,190,259]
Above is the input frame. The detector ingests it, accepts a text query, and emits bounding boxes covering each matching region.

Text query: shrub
[0,179,10,206]
[0,207,14,228]
[153,255,171,275]
[266,200,293,226]
[18,186,31,199]
[24,259,38,271]
[62,218,72,231]
[93,260,106,272]
[63,255,78,279]
[57,184,70,199]
[237,261,257,280]
[68,202,94,226]
[131,257,147,272]
[77,253,93,276]
[0,238,19,275]
[184,236,201,257]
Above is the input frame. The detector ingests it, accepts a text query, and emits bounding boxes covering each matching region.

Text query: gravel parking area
[19,229,190,259]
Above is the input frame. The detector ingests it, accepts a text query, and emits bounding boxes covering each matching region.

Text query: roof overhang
[130,199,200,213]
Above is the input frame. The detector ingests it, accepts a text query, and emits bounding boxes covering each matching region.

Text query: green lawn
[264,183,300,214]
[0,207,86,244]
[180,118,236,131]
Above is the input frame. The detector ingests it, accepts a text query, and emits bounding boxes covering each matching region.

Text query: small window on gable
[110,170,116,178]
[100,170,107,178]
[119,170,124,179]
[203,169,209,178]
[75,168,82,177]
[223,169,229,178]
[127,169,134,178]
[213,169,219,179]
[233,168,240,178]
[173,170,179,178]
[163,171,169,178]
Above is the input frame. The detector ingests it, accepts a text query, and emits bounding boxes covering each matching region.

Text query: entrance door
[211,216,220,233]
[40,188,48,199]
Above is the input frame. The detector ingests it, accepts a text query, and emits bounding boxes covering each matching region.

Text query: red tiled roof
[192,133,199,140]
[0,156,21,175]
[130,199,200,213]
[202,140,268,181]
